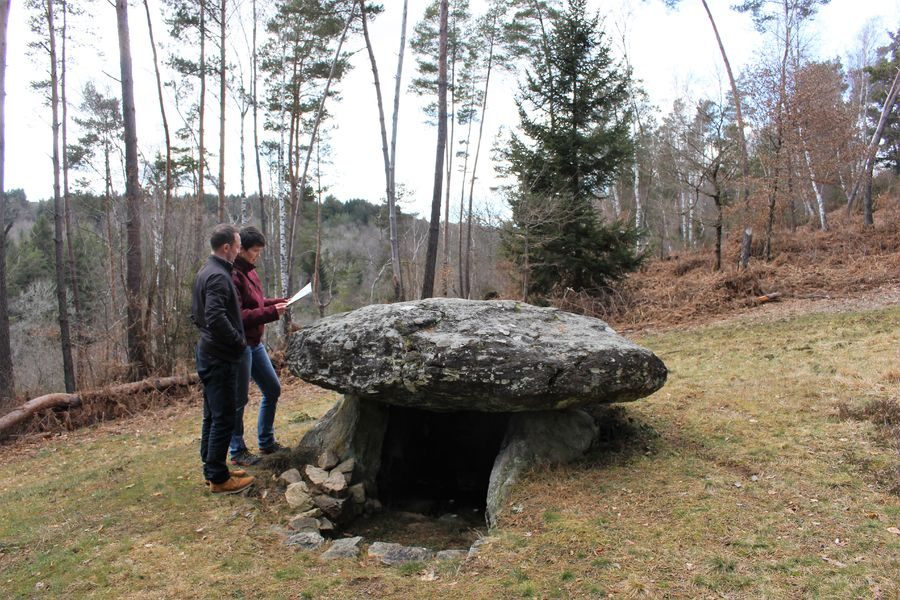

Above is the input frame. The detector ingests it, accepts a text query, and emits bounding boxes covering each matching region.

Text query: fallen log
[0,374,200,436]
[755,292,781,304]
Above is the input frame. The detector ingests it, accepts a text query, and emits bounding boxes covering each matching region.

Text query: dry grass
[1,306,899,598]
[555,201,900,333]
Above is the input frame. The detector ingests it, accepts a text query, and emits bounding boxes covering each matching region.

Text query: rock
[321,536,363,560]
[317,517,335,533]
[286,298,667,412]
[303,465,330,487]
[293,396,389,490]
[467,537,491,560]
[367,541,433,566]
[333,458,355,474]
[436,549,467,561]
[285,531,324,551]
[295,507,323,519]
[322,470,348,494]
[364,498,383,513]
[485,409,597,528]
[316,450,340,470]
[288,516,320,532]
[312,494,347,519]
[349,483,366,504]
[278,468,302,485]
[285,482,314,511]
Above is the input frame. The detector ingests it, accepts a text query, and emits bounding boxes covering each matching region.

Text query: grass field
[1,304,898,599]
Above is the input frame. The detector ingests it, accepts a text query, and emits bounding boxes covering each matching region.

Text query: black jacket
[191,255,246,362]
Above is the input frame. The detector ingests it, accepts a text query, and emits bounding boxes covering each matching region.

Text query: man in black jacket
[191,224,255,494]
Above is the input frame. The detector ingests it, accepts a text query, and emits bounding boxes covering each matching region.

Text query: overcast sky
[5,0,900,218]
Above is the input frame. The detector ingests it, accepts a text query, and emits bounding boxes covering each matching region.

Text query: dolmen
[285,298,667,528]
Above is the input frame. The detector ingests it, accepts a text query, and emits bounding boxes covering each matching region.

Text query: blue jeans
[230,343,282,456]
[196,347,239,484]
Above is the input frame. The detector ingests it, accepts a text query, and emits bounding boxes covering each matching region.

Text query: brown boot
[204,469,248,486]
[209,475,255,495]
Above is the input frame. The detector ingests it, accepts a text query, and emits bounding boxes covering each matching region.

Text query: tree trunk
[700,0,752,267]
[846,67,900,221]
[0,0,14,407]
[116,0,147,379]
[440,38,457,297]
[103,143,119,330]
[421,0,448,300]
[799,127,828,231]
[284,1,357,326]
[763,16,791,263]
[47,0,76,393]
[218,0,226,221]
[463,25,494,299]
[252,0,269,276]
[456,95,474,296]
[142,0,173,368]
[0,374,199,435]
[714,193,722,271]
[360,1,398,302]
[195,0,207,260]
[389,0,409,301]
[60,0,81,333]
[239,103,248,223]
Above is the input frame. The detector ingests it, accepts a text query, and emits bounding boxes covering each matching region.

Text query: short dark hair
[209,223,240,250]
[240,226,266,249]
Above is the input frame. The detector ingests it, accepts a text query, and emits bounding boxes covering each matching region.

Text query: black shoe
[231,449,262,466]
[259,442,289,455]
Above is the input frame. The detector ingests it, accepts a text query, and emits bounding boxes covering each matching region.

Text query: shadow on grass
[580,405,661,466]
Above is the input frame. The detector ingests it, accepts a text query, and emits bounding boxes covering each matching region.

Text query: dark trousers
[196,347,239,484]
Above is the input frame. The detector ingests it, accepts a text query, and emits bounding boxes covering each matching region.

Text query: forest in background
[1,0,899,404]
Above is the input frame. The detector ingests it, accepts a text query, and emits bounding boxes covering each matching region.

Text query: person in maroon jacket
[229,226,288,466]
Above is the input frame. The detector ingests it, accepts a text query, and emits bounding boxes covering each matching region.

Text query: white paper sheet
[285,282,313,307]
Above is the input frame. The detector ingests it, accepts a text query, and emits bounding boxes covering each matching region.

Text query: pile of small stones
[278,449,372,535]
[273,450,489,563]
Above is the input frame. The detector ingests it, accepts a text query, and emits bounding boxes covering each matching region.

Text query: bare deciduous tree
[0,0,14,406]
[420,0,448,299]
[116,0,148,378]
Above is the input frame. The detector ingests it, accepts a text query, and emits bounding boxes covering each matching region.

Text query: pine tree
[502,0,642,297]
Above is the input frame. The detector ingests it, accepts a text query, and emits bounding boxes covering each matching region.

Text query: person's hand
[274,302,288,316]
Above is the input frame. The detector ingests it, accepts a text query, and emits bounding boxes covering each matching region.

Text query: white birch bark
[688,190,695,246]
[799,126,828,231]
[611,182,620,218]
[632,159,642,231]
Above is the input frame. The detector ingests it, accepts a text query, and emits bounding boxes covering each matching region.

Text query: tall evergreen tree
[502,0,641,297]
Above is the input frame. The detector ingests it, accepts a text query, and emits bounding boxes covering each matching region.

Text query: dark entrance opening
[376,405,511,518]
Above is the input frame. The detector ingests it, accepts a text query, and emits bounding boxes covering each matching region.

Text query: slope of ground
[0,301,898,598]
[558,202,900,334]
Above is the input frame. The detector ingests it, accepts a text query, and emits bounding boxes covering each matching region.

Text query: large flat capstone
[286,299,666,412]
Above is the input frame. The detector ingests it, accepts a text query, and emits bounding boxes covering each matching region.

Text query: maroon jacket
[231,255,285,346]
